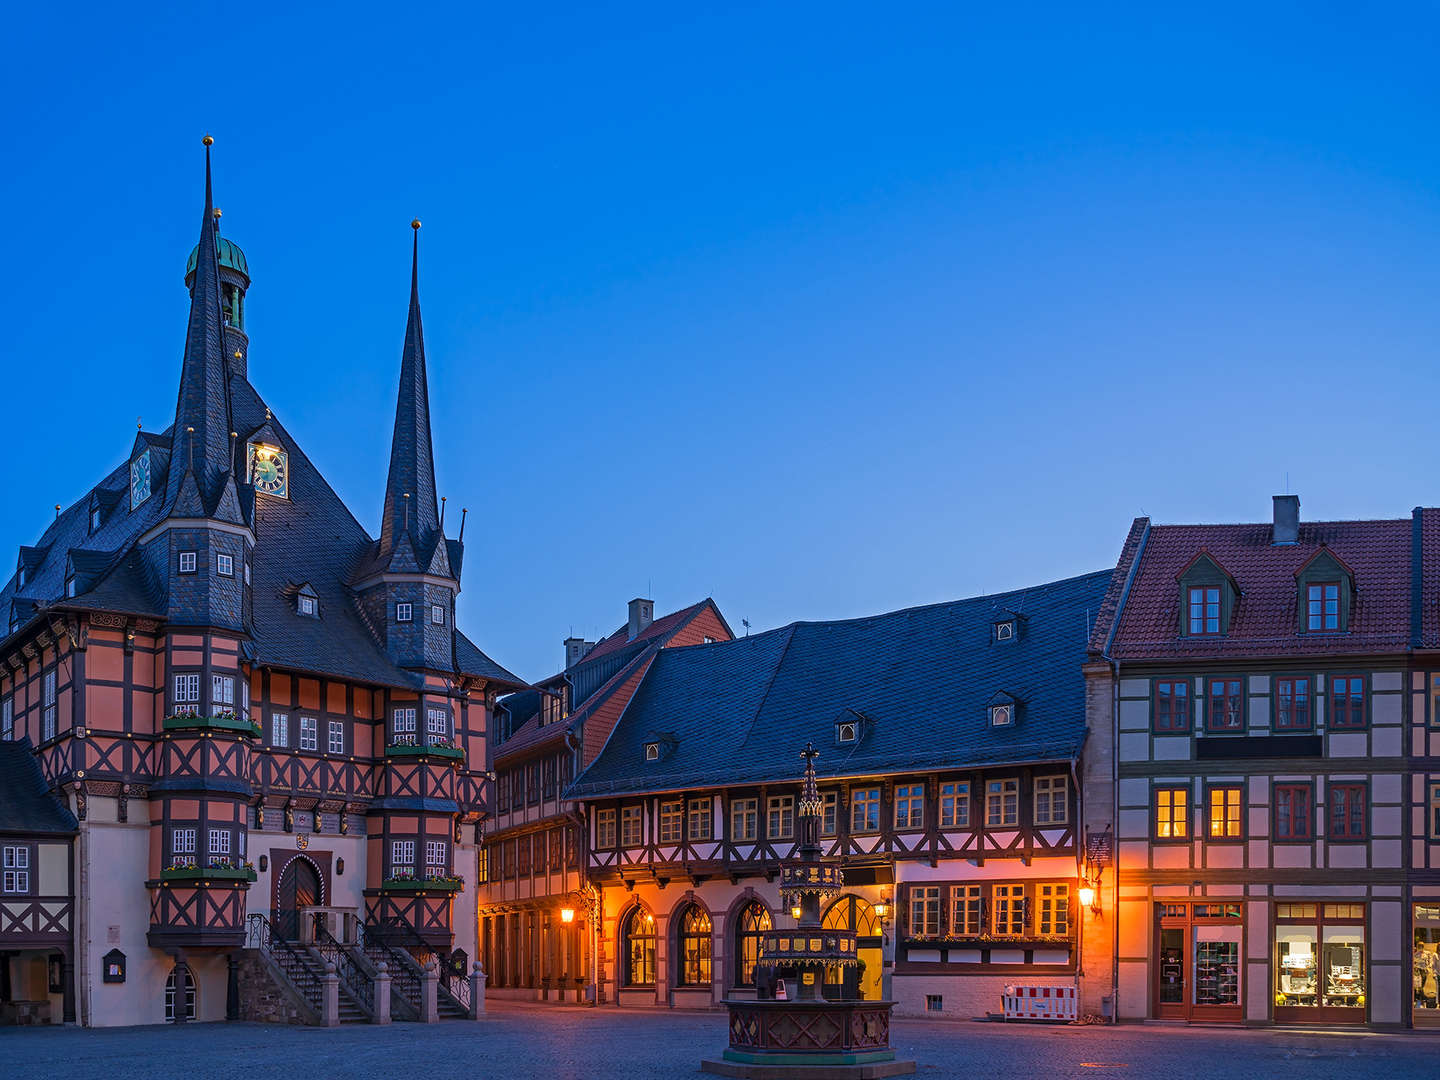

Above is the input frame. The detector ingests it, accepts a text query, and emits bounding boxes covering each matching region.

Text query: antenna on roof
[742,618,750,636]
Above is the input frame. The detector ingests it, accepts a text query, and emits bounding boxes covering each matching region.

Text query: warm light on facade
[560,907,576,924]
[790,904,802,920]
[1078,885,1096,910]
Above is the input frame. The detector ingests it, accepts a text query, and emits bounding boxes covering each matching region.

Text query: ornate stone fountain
[702,744,916,1078]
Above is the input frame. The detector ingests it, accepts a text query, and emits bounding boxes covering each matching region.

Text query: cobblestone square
[2,1004,1436,1080]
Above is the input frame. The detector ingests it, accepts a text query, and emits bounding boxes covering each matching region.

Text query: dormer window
[89,507,101,534]
[644,742,661,762]
[299,595,315,616]
[1176,551,1238,639]
[396,602,413,623]
[836,719,858,745]
[995,620,1015,642]
[990,704,1013,727]
[16,567,25,589]
[1187,586,1221,636]
[1295,548,1354,635]
[64,576,77,599]
[1306,583,1339,631]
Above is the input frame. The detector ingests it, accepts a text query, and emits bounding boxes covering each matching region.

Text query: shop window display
[1275,903,1365,1017]
[1416,904,1440,1015]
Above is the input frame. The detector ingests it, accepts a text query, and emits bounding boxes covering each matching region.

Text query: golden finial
[265,406,271,420]
[411,219,422,230]
[137,416,143,431]
[214,208,222,220]
[186,426,195,433]
[234,349,243,360]
[202,134,214,147]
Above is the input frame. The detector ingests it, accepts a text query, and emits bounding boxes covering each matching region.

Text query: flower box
[163,713,262,737]
[384,742,463,760]
[160,865,258,883]
[380,876,464,894]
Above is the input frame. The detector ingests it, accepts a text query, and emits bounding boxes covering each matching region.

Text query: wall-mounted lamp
[1078,884,1096,910]
[335,857,345,876]
[560,907,576,924]
[874,894,891,922]
[790,903,803,920]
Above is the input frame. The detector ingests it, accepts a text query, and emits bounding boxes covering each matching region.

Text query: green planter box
[380,877,464,894]
[384,743,464,760]
[160,866,258,883]
[163,714,262,737]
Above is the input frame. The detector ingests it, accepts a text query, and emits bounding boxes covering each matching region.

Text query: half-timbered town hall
[0,141,521,1025]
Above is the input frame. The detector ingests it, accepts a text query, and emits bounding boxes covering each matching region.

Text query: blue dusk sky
[2,4,1437,681]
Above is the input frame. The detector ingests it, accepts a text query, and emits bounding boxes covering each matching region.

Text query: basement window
[926,995,943,1013]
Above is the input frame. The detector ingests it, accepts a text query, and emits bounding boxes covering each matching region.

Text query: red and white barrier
[1001,984,1077,1022]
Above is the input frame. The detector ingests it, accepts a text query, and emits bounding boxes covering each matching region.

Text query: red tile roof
[577,600,711,664]
[1106,517,1413,660]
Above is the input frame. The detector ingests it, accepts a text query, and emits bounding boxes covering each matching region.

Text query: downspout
[1101,521,1149,1023]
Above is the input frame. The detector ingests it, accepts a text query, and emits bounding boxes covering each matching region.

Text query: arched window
[822,895,880,937]
[676,904,713,987]
[621,906,656,987]
[165,966,196,1022]
[733,901,773,988]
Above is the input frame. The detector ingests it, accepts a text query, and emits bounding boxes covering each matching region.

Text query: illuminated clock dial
[249,444,289,498]
[130,450,152,509]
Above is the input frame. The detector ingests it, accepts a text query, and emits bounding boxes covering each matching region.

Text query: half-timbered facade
[566,572,1112,1018]
[479,598,731,1001]
[0,741,78,1024]
[0,143,520,1025]
[1086,497,1420,1027]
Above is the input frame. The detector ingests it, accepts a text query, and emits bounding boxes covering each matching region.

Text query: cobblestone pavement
[3,1003,1436,1080]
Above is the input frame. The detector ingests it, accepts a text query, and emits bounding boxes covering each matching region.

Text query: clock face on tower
[248,443,289,499]
[130,449,152,509]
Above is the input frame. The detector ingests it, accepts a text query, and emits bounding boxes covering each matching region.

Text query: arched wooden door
[274,858,320,941]
[822,895,883,1000]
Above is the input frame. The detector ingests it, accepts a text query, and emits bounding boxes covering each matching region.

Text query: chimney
[563,636,594,669]
[628,598,654,640]
[1272,495,1300,545]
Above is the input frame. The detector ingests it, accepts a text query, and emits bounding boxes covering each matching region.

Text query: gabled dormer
[15,546,48,591]
[1295,546,1354,634]
[291,582,320,619]
[643,732,677,763]
[833,707,873,747]
[986,690,1019,728]
[991,608,1025,644]
[1176,550,1239,638]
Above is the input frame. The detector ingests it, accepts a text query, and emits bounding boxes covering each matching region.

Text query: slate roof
[0,739,78,835]
[567,571,1113,797]
[1099,516,1414,661]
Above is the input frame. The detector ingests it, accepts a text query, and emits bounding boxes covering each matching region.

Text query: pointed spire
[165,135,235,516]
[378,220,443,567]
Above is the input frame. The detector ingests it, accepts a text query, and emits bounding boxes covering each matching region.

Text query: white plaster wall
[79,818,173,1027]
